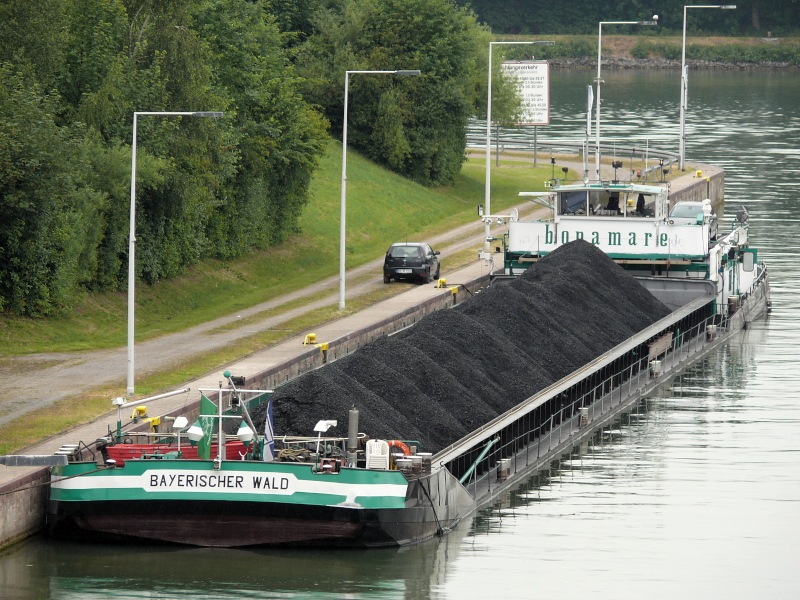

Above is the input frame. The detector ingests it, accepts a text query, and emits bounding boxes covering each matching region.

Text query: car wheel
[383,275,391,284]
[434,265,440,280]
[421,270,430,284]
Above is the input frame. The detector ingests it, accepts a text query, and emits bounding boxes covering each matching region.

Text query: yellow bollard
[131,406,147,422]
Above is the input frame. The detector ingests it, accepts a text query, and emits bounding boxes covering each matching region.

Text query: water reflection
[3,520,471,600]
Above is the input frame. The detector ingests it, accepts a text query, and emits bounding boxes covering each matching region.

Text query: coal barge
[45,181,769,547]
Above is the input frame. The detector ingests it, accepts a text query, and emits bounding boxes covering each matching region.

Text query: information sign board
[501,61,550,125]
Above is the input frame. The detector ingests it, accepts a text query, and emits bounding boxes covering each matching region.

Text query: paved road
[0,200,545,429]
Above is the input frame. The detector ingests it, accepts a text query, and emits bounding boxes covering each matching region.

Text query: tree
[0,0,329,315]
[0,0,68,86]
[193,0,328,257]
[296,0,495,186]
[0,67,104,315]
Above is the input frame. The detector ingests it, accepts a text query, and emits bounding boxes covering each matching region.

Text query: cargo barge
[43,180,769,548]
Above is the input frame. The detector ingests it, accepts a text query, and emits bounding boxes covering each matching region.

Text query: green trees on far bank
[456,0,800,36]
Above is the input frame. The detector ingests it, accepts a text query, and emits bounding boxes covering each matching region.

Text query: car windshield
[671,205,702,218]
[389,245,422,259]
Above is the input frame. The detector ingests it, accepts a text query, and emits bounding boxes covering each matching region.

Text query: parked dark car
[383,243,440,284]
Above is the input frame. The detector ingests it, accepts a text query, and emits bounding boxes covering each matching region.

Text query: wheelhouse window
[557,189,657,217]
[559,191,589,215]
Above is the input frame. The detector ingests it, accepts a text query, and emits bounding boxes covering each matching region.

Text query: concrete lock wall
[0,470,49,550]
[669,170,725,211]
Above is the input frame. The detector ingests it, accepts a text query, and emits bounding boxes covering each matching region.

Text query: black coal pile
[249,239,670,454]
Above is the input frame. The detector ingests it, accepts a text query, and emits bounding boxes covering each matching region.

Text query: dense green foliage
[631,39,800,64]
[0,0,516,317]
[290,0,519,186]
[457,0,800,36]
[0,0,329,316]
[0,67,104,315]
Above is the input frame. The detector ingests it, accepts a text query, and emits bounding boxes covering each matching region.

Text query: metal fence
[467,120,680,184]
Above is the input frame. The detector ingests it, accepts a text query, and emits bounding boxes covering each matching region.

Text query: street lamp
[484,40,554,254]
[680,5,736,170]
[127,110,223,397]
[339,69,420,311]
[595,18,658,181]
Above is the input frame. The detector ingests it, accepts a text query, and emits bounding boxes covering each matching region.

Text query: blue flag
[263,398,275,462]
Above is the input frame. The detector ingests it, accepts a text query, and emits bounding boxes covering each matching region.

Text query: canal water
[2,69,799,599]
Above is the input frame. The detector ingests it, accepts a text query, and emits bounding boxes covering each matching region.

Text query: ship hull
[47,460,475,548]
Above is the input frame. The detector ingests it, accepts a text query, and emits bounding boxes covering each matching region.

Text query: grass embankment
[0,142,561,453]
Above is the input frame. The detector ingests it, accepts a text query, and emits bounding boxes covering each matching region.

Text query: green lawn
[0,141,562,355]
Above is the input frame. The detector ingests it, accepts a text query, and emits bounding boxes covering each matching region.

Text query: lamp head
[187,425,204,442]
[237,423,254,444]
[313,420,338,433]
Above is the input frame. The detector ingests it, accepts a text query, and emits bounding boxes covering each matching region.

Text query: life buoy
[388,440,411,455]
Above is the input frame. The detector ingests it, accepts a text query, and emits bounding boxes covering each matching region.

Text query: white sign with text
[501,61,550,125]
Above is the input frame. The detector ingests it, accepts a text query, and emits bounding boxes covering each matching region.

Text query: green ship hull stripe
[50,461,408,509]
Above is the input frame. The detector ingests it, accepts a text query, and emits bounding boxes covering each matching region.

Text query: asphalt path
[0,199,547,429]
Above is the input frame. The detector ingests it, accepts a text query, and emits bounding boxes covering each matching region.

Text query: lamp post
[339,69,420,311]
[680,5,736,170]
[595,18,658,181]
[484,40,553,254]
[128,110,223,398]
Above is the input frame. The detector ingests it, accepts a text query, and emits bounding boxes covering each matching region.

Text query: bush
[627,40,800,66]
[631,40,651,59]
